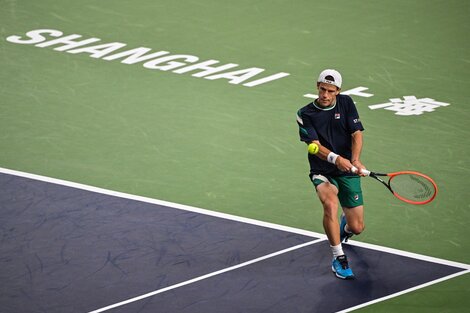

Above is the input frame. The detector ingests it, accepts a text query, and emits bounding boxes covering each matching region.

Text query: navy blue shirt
[297,94,364,176]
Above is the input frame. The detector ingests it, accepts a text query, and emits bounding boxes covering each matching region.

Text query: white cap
[317,69,342,89]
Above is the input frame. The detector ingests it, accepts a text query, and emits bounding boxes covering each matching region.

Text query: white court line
[347,240,470,270]
[0,167,326,239]
[337,269,470,313]
[87,238,325,313]
[1,166,469,312]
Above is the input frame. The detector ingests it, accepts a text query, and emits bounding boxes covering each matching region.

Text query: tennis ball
[308,143,319,155]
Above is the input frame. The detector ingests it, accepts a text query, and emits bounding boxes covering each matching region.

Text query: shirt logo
[335,113,341,119]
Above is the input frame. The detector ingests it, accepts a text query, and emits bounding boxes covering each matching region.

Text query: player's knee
[349,222,365,235]
[322,201,338,218]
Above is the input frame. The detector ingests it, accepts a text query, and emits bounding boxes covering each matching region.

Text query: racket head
[386,171,438,205]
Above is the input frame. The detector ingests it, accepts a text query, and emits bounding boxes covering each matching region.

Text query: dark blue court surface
[0,171,467,313]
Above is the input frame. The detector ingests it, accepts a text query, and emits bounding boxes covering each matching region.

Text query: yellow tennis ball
[308,143,319,155]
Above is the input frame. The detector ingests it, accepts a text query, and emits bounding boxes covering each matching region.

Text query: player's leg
[341,205,365,242]
[315,181,340,246]
[312,175,354,279]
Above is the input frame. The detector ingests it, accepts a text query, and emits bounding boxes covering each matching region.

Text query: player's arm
[350,130,366,176]
[308,140,355,173]
[343,99,366,174]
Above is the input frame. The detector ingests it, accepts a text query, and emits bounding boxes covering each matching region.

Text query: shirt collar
[313,99,337,111]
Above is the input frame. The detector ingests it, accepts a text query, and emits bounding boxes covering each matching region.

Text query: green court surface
[1,0,469,312]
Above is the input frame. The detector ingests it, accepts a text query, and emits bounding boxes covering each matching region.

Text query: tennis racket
[352,167,438,205]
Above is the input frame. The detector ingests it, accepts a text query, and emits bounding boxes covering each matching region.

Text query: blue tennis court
[1,168,468,313]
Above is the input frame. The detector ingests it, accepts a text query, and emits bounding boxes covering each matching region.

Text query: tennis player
[296,69,367,279]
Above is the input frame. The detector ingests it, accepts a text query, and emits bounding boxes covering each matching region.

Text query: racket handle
[361,169,371,176]
[351,166,371,176]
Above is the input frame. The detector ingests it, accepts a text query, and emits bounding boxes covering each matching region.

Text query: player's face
[317,82,340,107]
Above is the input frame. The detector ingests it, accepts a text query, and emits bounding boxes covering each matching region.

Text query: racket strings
[389,174,435,202]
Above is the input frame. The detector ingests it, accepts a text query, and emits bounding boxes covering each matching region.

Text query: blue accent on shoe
[339,214,353,243]
[332,255,355,279]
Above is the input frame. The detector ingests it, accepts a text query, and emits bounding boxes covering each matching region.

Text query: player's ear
[336,87,341,95]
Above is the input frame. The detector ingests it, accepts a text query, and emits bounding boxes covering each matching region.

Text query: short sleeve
[297,109,318,143]
[345,98,364,133]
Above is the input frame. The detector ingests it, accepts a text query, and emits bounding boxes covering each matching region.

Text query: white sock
[330,243,344,259]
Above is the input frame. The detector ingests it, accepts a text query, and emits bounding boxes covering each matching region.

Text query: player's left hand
[351,160,367,176]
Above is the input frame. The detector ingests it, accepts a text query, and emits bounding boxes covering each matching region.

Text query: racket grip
[351,166,371,176]
[361,169,371,176]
